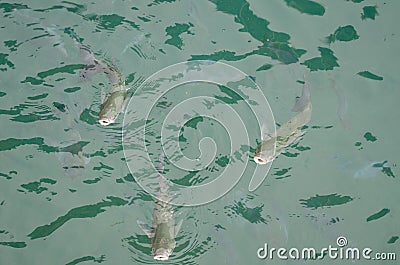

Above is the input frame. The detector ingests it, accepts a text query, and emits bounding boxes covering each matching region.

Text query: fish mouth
[98,118,113,126]
[154,254,169,261]
[154,248,171,261]
[254,155,268,165]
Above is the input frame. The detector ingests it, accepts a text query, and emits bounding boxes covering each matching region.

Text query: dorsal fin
[137,220,154,238]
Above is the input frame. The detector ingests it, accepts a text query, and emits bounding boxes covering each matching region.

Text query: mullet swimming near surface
[254,77,312,164]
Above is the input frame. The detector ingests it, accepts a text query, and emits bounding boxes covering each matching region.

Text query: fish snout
[254,155,269,165]
[154,248,172,261]
[254,151,275,165]
[98,118,113,126]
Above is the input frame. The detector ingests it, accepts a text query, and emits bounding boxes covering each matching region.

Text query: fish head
[98,109,118,125]
[98,91,125,126]
[253,151,274,165]
[98,114,117,126]
[153,248,173,261]
[254,139,275,165]
[151,226,177,261]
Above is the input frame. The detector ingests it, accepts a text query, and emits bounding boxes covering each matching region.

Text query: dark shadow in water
[300,193,354,209]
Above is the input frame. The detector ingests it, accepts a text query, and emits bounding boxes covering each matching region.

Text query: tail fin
[64,27,82,44]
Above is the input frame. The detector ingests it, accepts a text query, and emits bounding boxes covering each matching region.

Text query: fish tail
[104,66,124,86]
[78,45,111,82]
[64,27,82,44]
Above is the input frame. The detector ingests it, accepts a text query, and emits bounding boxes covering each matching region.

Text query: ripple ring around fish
[122,61,276,206]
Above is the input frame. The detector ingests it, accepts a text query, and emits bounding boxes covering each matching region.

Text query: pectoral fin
[248,161,273,192]
[174,219,183,237]
[291,78,310,113]
[261,124,273,141]
[137,220,154,238]
[291,96,307,112]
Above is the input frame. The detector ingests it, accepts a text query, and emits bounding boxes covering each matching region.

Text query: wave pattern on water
[0,0,399,264]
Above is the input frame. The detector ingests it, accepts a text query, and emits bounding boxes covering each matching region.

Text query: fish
[50,103,90,178]
[78,44,129,126]
[254,78,312,164]
[55,139,90,178]
[137,153,183,261]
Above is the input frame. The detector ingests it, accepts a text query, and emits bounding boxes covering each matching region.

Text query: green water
[1,1,399,264]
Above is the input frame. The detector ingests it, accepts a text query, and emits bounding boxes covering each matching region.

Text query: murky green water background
[0,1,399,264]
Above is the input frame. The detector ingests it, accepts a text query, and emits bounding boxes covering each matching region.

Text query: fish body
[55,140,90,178]
[137,154,183,261]
[78,44,128,126]
[98,65,128,126]
[254,79,312,164]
